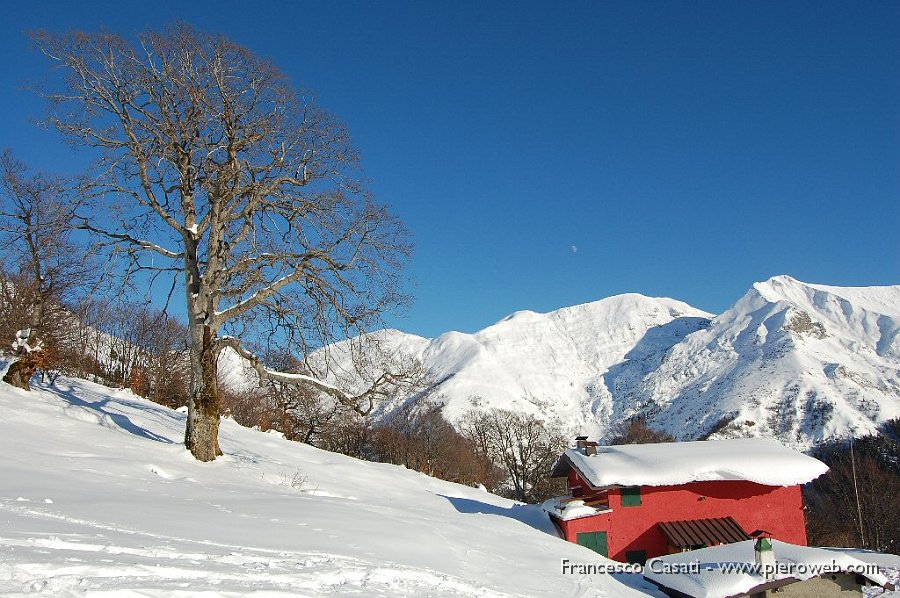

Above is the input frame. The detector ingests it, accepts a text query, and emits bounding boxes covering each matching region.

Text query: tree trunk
[184,324,222,461]
[3,352,40,390]
[4,294,46,391]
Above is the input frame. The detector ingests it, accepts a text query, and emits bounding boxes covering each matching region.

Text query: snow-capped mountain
[223,276,900,450]
[285,294,715,437]
[414,294,713,432]
[629,275,900,449]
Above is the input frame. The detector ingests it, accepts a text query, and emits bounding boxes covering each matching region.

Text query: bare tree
[0,150,86,389]
[222,342,426,449]
[33,24,414,460]
[806,434,900,553]
[372,400,504,488]
[107,302,191,406]
[461,406,568,502]
[66,297,116,382]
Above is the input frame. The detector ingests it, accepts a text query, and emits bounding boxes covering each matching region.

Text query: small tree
[0,150,86,389]
[117,303,190,407]
[371,400,503,488]
[33,25,416,460]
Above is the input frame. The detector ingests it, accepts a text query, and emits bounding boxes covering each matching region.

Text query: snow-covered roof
[553,438,828,488]
[643,540,891,598]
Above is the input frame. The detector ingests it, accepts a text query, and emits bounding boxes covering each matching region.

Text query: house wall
[557,479,807,562]
[567,470,584,495]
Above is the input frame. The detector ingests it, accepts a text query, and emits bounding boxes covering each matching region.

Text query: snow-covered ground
[0,366,661,597]
[2,365,897,596]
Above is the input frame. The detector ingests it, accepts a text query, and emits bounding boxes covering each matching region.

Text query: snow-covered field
[0,366,661,597]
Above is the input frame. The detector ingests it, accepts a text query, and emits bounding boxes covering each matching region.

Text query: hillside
[0,365,656,597]
[263,276,900,450]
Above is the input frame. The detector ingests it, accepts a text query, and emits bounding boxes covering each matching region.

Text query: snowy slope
[0,366,656,597]
[628,276,900,449]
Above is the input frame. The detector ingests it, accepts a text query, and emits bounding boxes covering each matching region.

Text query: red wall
[557,480,807,562]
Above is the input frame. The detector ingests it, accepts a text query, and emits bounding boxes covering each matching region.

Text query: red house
[545,437,828,563]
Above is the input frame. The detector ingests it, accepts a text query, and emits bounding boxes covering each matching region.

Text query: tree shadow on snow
[439,494,558,535]
[42,381,176,444]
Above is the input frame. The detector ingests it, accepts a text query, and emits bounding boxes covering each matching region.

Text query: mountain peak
[749,275,900,319]
[490,293,712,330]
[417,278,900,448]
[751,274,814,303]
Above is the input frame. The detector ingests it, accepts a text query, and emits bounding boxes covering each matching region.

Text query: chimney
[575,436,598,455]
[751,530,775,580]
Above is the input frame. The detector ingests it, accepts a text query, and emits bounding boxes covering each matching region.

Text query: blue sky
[1,1,897,338]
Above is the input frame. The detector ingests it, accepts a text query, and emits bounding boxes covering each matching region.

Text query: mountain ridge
[222,276,900,450]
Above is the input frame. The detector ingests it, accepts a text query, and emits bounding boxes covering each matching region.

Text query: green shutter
[576,531,609,557]
[621,486,642,507]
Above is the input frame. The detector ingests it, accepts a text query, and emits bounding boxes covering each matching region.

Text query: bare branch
[78,218,183,259]
[217,336,416,416]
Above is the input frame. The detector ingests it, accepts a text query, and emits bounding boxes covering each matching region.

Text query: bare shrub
[611,416,675,444]
[805,431,900,554]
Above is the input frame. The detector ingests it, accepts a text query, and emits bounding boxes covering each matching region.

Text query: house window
[625,550,648,565]
[621,486,642,507]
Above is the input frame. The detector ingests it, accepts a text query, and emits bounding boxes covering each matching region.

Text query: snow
[11,328,42,353]
[220,276,900,451]
[831,549,900,598]
[541,497,612,521]
[560,438,828,487]
[0,363,651,597]
[643,540,896,598]
[237,294,714,435]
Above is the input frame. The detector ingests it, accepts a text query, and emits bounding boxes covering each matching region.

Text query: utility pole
[850,437,865,547]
